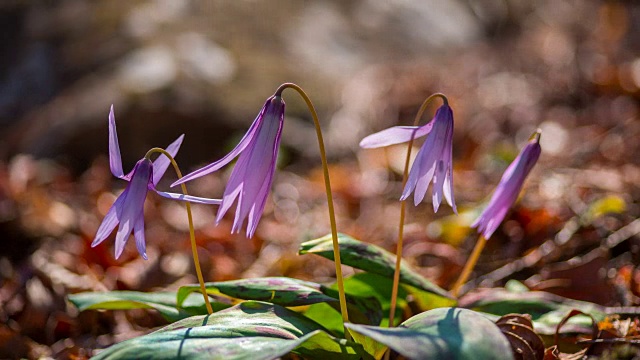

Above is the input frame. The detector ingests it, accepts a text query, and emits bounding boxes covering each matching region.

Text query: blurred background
[1,0,639,358]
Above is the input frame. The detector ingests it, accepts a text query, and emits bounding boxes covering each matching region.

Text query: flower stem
[388,93,448,329]
[275,83,350,336]
[145,148,213,315]
[451,235,487,297]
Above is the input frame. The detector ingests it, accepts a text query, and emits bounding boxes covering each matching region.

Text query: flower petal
[152,134,184,186]
[443,168,457,214]
[91,192,125,247]
[154,190,222,204]
[398,104,456,214]
[233,107,282,235]
[171,97,279,187]
[431,160,446,212]
[401,123,441,204]
[413,163,436,206]
[443,124,457,214]
[114,159,152,259]
[108,105,125,179]
[133,212,147,260]
[246,175,272,238]
[216,185,242,226]
[211,95,285,238]
[472,135,541,239]
[359,124,433,149]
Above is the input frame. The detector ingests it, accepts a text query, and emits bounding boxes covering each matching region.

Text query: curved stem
[451,235,487,297]
[388,93,448,328]
[145,147,213,315]
[450,129,541,297]
[275,83,350,335]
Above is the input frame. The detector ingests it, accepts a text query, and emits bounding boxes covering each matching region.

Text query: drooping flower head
[472,130,542,239]
[92,106,221,259]
[172,95,285,238]
[360,103,456,213]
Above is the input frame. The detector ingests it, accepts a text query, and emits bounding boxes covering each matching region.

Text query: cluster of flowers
[92,88,541,259]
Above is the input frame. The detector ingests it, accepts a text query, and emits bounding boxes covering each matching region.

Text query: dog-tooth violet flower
[360,93,456,330]
[172,95,284,238]
[174,83,352,334]
[360,101,457,213]
[92,105,221,260]
[451,130,542,297]
[472,130,542,239]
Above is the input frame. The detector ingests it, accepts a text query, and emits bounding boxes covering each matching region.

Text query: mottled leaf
[178,277,382,327]
[177,277,336,308]
[93,301,368,360]
[299,233,452,299]
[321,286,383,327]
[459,288,607,335]
[305,272,435,348]
[346,307,514,360]
[304,302,346,337]
[341,273,408,327]
[68,291,226,322]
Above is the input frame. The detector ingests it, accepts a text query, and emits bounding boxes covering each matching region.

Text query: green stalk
[275,83,350,337]
[451,235,487,297]
[145,147,213,315]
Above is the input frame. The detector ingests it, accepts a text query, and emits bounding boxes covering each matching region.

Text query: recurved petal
[154,190,222,204]
[152,134,184,185]
[108,105,125,179]
[359,124,433,148]
[91,192,125,247]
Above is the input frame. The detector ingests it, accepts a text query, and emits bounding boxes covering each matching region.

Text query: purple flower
[472,131,542,239]
[360,104,456,213]
[172,95,285,238]
[92,106,221,259]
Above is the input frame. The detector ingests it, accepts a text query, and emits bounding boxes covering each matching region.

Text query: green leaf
[68,291,226,322]
[299,233,452,299]
[178,277,383,332]
[93,301,367,360]
[177,277,337,308]
[305,273,407,331]
[346,307,514,360]
[306,271,451,357]
[341,273,407,327]
[304,302,346,337]
[404,283,457,312]
[321,286,383,327]
[158,300,329,335]
[459,288,607,335]
[296,330,373,360]
[349,327,388,360]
